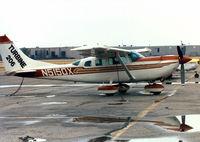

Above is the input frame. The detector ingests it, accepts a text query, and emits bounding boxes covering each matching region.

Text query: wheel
[118,90,127,93]
[195,73,199,78]
[117,84,130,93]
[153,92,161,95]
[105,93,115,96]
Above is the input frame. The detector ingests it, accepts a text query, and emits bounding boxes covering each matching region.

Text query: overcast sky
[1,0,200,47]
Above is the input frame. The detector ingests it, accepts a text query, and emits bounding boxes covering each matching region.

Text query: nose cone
[179,56,192,64]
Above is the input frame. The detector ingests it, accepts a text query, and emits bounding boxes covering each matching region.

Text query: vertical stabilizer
[0,35,54,73]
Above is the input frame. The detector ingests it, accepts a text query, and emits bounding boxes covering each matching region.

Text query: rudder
[0,35,54,73]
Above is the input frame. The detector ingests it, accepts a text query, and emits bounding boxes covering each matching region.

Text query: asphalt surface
[0,70,200,142]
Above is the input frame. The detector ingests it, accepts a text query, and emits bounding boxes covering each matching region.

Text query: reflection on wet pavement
[87,136,181,142]
[40,102,67,105]
[88,136,111,142]
[72,114,200,138]
[129,136,181,142]
[2,114,200,142]
[82,114,200,142]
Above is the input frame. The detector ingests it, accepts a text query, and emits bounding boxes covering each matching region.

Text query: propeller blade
[181,115,185,125]
[181,64,185,86]
[177,46,183,59]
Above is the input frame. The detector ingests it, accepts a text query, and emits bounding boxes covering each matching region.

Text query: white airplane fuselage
[34,56,180,83]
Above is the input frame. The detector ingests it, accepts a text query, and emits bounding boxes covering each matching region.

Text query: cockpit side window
[84,60,92,67]
[72,60,80,66]
[108,56,127,65]
[128,51,144,62]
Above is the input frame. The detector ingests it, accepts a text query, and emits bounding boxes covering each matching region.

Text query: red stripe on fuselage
[136,55,179,62]
[32,57,178,77]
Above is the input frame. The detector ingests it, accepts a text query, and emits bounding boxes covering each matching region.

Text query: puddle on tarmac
[0,94,35,97]
[129,137,181,142]
[72,114,200,133]
[4,119,41,126]
[46,114,66,117]
[87,136,111,142]
[86,136,182,142]
[46,95,56,98]
[23,120,41,125]
[72,117,129,123]
[40,102,67,105]
[108,103,124,105]
[13,95,35,98]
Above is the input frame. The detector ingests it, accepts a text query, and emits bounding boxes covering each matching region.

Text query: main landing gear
[98,83,130,96]
[144,83,164,95]
[98,83,164,96]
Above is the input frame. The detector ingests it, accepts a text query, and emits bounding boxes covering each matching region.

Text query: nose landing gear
[98,83,130,96]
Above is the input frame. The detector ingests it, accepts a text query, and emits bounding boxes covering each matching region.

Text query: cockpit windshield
[128,51,144,62]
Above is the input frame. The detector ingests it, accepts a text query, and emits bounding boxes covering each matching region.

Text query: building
[1,45,200,61]
[118,45,200,57]
[28,46,82,59]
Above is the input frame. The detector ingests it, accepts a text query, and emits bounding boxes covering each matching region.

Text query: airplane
[177,58,199,72]
[176,44,199,72]
[0,35,191,96]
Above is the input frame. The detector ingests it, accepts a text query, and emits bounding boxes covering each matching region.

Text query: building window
[35,51,38,56]
[51,51,56,58]
[157,48,160,53]
[61,51,66,58]
[46,50,49,55]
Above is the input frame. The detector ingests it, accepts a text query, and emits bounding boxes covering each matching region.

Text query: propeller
[177,46,186,86]
[180,115,186,132]
[180,115,193,132]
[181,115,185,125]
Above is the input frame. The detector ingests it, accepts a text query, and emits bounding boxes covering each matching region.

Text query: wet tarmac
[0,71,200,142]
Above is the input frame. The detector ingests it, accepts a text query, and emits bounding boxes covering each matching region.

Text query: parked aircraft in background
[0,35,191,96]
[177,58,199,71]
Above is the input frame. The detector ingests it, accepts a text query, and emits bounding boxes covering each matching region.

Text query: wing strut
[116,52,136,82]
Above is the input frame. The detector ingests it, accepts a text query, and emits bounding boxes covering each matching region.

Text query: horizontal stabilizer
[6,69,37,77]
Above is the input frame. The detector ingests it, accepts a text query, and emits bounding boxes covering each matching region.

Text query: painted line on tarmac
[1,81,200,89]
[0,116,71,119]
[111,74,195,141]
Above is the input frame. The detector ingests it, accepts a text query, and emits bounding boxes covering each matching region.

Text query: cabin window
[95,59,106,66]
[120,56,127,64]
[109,57,120,65]
[72,60,80,66]
[128,51,143,62]
[84,61,92,67]
[108,56,127,65]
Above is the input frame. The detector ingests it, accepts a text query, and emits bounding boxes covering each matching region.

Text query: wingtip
[0,34,13,44]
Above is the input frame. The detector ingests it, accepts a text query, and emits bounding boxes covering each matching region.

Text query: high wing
[72,45,152,82]
[71,45,151,57]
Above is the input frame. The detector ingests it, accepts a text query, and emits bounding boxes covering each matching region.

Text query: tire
[106,93,115,96]
[153,92,161,95]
